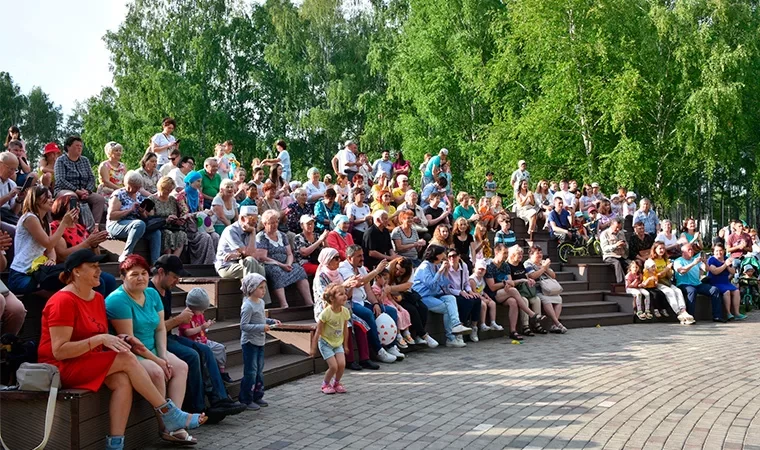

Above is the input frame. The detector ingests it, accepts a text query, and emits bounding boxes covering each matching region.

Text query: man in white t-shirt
[510,160,530,193]
[261,140,291,182]
[331,140,359,182]
[151,117,179,166]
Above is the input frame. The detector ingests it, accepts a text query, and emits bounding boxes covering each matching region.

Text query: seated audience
[507,245,546,336]
[468,259,503,333]
[137,152,161,195]
[514,180,538,239]
[600,217,630,283]
[726,220,751,259]
[150,177,188,257]
[211,179,239,235]
[159,148,181,177]
[304,167,327,203]
[38,142,62,189]
[391,210,425,266]
[397,190,430,241]
[424,191,450,236]
[633,198,659,236]
[452,217,475,271]
[54,136,106,226]
[494,215,517,247]
[648,242,693,324]
[257,181,287,232]
[255,210,313,308]
[429,223,453,249]
[314,188,341,233]
[168,156,196,190]
[97,142,127,197]
[39,249,204,449]
[106,171,161,263]
[346,187,371,245]
[483,244,532,341]
[392,174,411,205]
[286,188,313,234]
[176,171,219,265]
[678,217,703,250]
[548,195,572,242]
[199,157,221,209]
[326,215,355,260]
[293,215,328,276]
[446,249,482,344]
[628,221,655,265]
[363,210,396,270]
[674,244,723,322]
[655,219,681,257]
[0,231,24,335]
[525,246,566,333]
[412,245,472,348]
[370,190,399,229]
[706,243,746,321]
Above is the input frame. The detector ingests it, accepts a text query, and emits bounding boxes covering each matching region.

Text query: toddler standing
[372,270,414,348]
[239,273,281,410]
[312,283,351,395]
[625,261,652,321]
[179,288,231,382]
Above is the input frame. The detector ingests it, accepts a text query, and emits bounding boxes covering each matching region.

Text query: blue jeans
[351,301,398,352]
[239,343,265,404]
[168,335,228,412]
[421,294,461,341]
[106,219,161,263]
[8,266,65,295]
[679,283,723,320]
[455,295,481,324]
[95,272,117,299]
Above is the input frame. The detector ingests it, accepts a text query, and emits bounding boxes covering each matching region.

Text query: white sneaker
[425,335,439,348]
[470,328,479,342]
[490,321,504,331]
[451,324,472,334]
[395,335,408,349]
[445,338,466,348]
[388,345,405,359]
[456,334,467,346]
[377,348,397,363]
[414,336,426,345]
[479,323,491,332]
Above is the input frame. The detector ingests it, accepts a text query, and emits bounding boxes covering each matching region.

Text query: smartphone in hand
[140,198,155,212]
[69,196,78,211]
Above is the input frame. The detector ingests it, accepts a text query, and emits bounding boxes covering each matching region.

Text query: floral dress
[255,231,307,290]
[150,195,188,252]
[97,161,126,196]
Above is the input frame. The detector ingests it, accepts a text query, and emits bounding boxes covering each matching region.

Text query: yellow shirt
[371,201,396,216]
[318,306,350,347]
[653,258,671,282]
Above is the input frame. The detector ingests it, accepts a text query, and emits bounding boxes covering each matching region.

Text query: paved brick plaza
[156,317,760,450]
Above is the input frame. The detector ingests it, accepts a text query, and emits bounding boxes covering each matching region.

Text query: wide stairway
[0,216,635,449]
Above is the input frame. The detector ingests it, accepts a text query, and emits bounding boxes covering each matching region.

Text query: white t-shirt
[305,181,326,201]
[0,178,17,210]
[159,163,177,177]
[278,151,291,182]
[168,168,186,190]
[655,232,679,248]
[336,149,357,175]
[212,195,239,223]
[345,202,370,232]
[151,133,176,165]
[562,190,576,209]
[338,261,369,305]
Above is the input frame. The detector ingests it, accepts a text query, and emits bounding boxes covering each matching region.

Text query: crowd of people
[2,122,758,449]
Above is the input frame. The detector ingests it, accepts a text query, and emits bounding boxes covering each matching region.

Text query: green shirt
[106,286,164,355]
[200,170,222,199]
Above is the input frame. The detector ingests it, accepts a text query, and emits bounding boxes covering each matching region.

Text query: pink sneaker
[321,383,336,394]
[332,381,347,394]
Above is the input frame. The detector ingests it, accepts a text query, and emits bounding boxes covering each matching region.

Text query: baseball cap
[240,206,258,216]
[591,182,599,188]
[626,192,637,199]
[397,174,408,182]
[644,259,656,269]
[154,255,191,277]
[518,159,526,166]
[439,148,449,155]
[475,260,488,270]
[588,207,598,213]
[299,215,316,224]
[43,142,61,155]
[64,249,106,273]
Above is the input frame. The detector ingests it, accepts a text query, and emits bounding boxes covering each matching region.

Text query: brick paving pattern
[151,317,760,449]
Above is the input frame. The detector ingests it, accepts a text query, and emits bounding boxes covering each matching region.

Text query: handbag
[0,363,61,450]
[144,216,166,232]
[539,277,564,296]
[516,281,537,298]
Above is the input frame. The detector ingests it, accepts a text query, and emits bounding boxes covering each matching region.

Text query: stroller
[738,255,760,311]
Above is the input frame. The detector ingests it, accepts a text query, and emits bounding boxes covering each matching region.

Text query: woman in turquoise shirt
[107,254,205,443]
[452,192,479,233]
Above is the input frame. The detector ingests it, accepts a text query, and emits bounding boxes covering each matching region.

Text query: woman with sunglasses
[97,142,127,197]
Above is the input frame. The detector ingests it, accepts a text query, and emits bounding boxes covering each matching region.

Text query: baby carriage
[738,255,760,311]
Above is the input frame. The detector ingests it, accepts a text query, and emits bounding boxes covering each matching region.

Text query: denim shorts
[318,338,344,360]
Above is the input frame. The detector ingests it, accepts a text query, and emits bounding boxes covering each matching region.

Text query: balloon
[375,312,397,346]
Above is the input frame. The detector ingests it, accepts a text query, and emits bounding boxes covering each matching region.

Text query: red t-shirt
[178,313,208,344]
[50,221,88,248]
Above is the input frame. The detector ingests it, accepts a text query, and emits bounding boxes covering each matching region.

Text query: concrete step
[205,319,243,343]
[554,271,575,282]
[561,301,621,316]
[267,305,315,323]
[561,312,633,329]
[560,290,607,303]
[223,337,282,368]
[558,280,589,292]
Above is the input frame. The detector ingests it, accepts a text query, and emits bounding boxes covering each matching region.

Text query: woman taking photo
[211,179,239,235]
[293,215,329,276]
[9,186,77,294]
[40,249,204,449]
[314,188,341,233]
[137,152,161,196]
[707,243,746,321]
[106,254,204,444]
[412,245,472,348]
[256,210,313,308]
[97,142,127,197]
[105,171,162,263]
[51,195,116,298]
[150,177,188,257]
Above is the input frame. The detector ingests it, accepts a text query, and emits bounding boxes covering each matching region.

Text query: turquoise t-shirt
[106,286,164,355]
[673,256,701,287]
[424,155,441,178]
[453,205,475,222]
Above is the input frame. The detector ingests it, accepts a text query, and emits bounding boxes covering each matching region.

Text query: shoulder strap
[0,372,59,450]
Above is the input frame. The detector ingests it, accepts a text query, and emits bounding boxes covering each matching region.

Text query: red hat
[43,142,61,154]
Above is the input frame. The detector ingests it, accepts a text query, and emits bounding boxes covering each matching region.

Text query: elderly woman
[137,152,161,196]
[293,215,328,276]
[305,167,327,203]
[346,187,371,245]
[286,188,314,234]
[412,245,472,348]
[255,210,313,308]
[452,192,479,228]
[8,187,77,294]
[175,171,219,265]
[150,177,188,257]
[97,141,127,197]
[212,179,239,235]
[656,219,681,257]
[326,215,355,260]
[314,188,341,233]
[40,250,204,449]
[525,246,566,333]
[397,190,430,240]
[707,243,745,321]
[106,171,162,263]
[514,179,538,240]
[312,248,377,370]
[392,210,426,266]
[51,195,116,297]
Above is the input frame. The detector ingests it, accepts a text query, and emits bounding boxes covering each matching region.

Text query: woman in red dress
[37,249,205,450]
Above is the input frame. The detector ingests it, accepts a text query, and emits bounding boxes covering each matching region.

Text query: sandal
[521,328,535,337]
[636,311,647,320]
[508,331,524,341]
[156,399,207,432]
[532,322,548,334]
[160,429,197,446]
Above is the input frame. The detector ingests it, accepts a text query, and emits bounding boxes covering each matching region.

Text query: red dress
[37,291,117,392]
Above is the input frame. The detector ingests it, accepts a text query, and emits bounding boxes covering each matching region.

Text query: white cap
[439,148,449,155]
[474,260,487,270]
[397,174,408,182]
[644,259,656,269]
[591,182,599,188]
[626,191,637,199]
[299,215,315,225]
[611,194,620,200]
[240,206,258,216]
[518,159,526,166]
[344,140,355,147]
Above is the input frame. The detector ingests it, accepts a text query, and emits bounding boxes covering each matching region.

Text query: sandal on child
[660,309,669,318]
[645,311,653,320]
[636,311,647,321]
[653,310,662,319]
[160,429,197,446]
[156,399,207,432]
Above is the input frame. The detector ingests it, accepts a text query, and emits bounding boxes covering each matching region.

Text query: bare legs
[103,372,133,436]
[323,353,346,384]
[543,302,562,327]
[724,290,740,316]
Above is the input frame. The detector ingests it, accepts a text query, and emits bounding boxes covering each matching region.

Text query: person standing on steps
[149,255,247,423]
